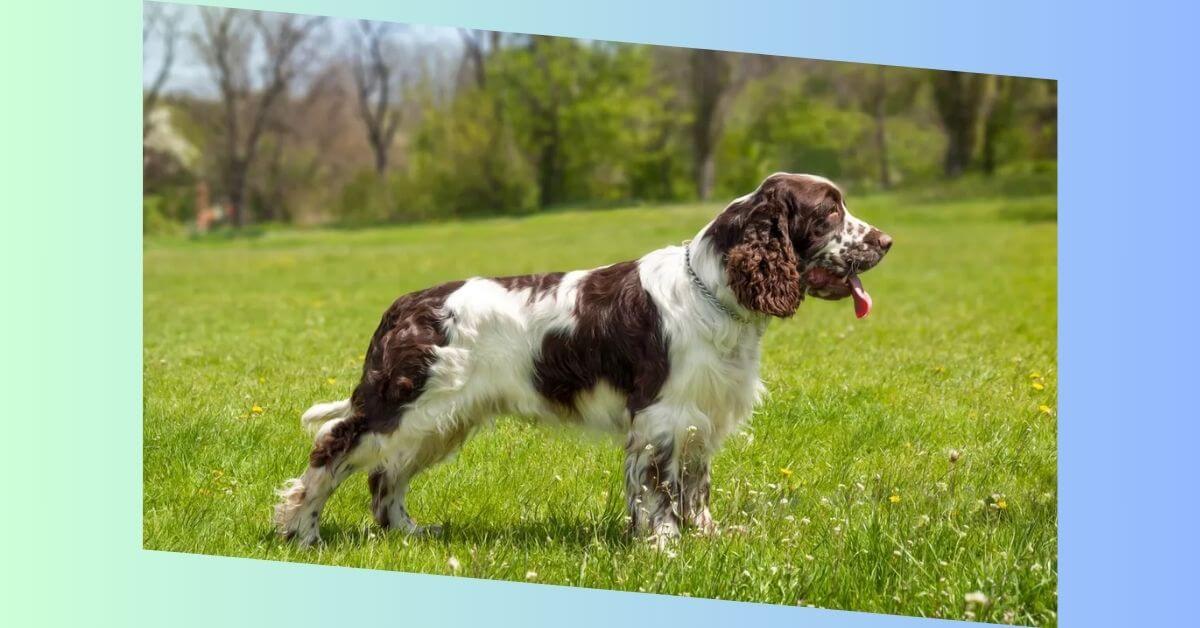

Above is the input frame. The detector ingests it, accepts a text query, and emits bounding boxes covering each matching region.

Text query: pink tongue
[848,275,872,319]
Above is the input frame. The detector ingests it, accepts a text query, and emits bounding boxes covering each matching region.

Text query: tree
[457,29,502,91]
[350,20,406,175]
[683,50,773,200]
[192,8,325,226]
[687,50,738,200]
[980,75,1016,176]
[142,2,178,139]
[931,70,989,177]
[833,65,924,188]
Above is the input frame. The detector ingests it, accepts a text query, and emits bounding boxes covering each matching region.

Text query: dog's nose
[865,229,893,252]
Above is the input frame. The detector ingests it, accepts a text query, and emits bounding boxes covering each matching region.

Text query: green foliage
[334,170,394,225]
[405,92,539,218]
[145,31,1056,228]
[492,39,691,206]
[144,181,1057,626]
[715,78,948,196]
[142,194,185,236]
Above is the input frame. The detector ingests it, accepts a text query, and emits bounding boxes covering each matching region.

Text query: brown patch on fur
[533,261,669,417]
[704,174,846,317]
[367,470,390,528]
[491,272,565,303]
[309,280,465,469]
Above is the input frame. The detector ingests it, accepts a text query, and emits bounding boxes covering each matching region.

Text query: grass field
[144,183,1057,625]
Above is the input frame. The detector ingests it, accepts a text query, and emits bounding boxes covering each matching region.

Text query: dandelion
[447,556,461,572]
[1031,381,1045,391]
[889,494,902,504]
[251,404,264,414]
[997,499,1008,510]
[779,467,793,478]
[326,377,337,385]
[1039,404,1054,415]
[525,570,538,581]
[964,591,990,606]
[1028,371,1042,379]
[932,365,946,374]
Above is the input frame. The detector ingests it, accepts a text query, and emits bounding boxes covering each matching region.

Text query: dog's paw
[409,523,444,538]
[281,525,322,547]
[690,510,719,536]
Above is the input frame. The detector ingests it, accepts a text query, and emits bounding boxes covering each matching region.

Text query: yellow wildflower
[251,404,264,414]
[1031,381,1045,391]
[1038,404,1054,415]
[889,494,901,504]
[327,377,337,385]
[779,467,793,477]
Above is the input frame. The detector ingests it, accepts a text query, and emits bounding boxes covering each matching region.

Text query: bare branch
[143,4,178,138]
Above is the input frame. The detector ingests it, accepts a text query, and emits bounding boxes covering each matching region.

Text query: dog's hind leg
[368,421,472,536]
[274,413,386,546]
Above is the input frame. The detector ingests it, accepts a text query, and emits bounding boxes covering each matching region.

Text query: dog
[275,172,892,546]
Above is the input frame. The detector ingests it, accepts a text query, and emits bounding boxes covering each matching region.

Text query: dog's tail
[301,398,352,439]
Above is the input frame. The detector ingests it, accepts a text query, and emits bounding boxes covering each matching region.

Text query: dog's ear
[725,199,803,317]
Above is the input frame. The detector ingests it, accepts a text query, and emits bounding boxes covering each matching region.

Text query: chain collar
[682,240,750,325]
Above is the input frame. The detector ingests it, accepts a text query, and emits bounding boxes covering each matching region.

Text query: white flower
[447,556,461,572]
[525,570,538,581]
[964,591,989,606]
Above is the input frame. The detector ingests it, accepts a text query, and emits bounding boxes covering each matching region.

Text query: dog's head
[705,173,893,319]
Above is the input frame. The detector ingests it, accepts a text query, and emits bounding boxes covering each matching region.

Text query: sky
[142,1,463,97]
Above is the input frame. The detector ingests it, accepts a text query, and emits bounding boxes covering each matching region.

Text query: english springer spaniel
[275,173,892,546]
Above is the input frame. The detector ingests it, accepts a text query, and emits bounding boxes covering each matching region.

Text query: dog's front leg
[623,428,681,548]
[680,455,717,535]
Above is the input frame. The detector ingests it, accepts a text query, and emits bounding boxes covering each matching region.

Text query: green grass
[144,185,1057,626]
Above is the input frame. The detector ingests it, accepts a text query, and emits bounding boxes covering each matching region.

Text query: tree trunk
[981,76,1014,176]
[373,140,388,175]
[931,71,987,178]
[537,126,562,207]
[874,97,891,188]
[227,162,248,228]
[689,49,730,201]
[695,152,716,201]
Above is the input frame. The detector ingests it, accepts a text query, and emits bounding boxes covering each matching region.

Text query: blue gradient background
[4,1,1198,626]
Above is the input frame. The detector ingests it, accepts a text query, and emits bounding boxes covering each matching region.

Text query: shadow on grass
[262,514,632,550]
